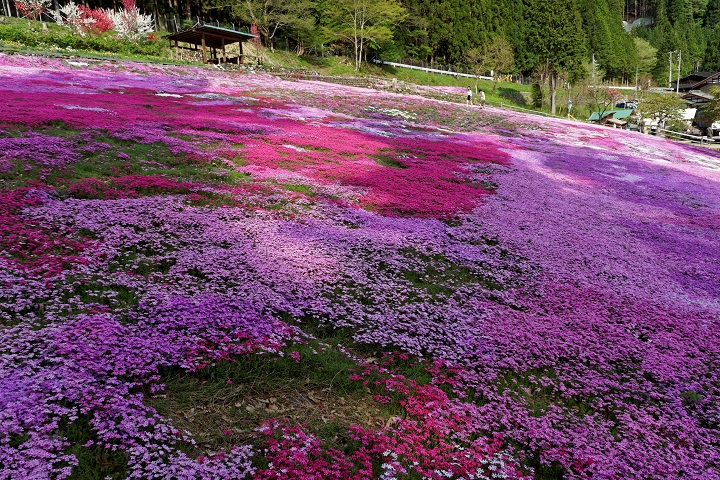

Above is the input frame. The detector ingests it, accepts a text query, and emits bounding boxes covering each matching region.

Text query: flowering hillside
[1,53,719,479]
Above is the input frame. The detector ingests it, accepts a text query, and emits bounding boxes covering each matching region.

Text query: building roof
[677,71,720,92]
[165,25,257,48]
[588,109,634,121]
[683,72,718,80]
[683,90,714,102]
[606,117,627,126]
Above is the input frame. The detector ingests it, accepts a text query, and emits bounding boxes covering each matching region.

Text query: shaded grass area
[147,342,395,457]
[371,153,407,169]
[279,182,317,196]
[399,248,504,295]
[59,413,128,480]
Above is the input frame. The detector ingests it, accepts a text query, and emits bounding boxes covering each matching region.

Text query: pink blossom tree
[13,0,50,21]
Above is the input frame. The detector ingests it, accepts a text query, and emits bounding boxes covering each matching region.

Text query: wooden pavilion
[166,24,258,65]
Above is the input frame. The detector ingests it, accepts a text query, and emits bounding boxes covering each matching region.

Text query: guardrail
[659,128,718,144]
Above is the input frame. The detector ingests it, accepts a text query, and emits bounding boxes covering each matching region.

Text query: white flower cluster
[51,0,153,41]
[366,105,418,120]
[50,2,89,35]
[109,5,153,41]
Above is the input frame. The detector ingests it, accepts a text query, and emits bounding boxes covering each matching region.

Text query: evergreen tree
[677,16,704,75]
[667,0,692,24]
[650,0,680,82]
[580,0,637,80]
[703,23,720,69]
[705,0,720,25]
[524,0,587,114]
[392,3,432,60]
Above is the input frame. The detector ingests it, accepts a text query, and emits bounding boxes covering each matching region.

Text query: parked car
[709,121,720,137]
[615,101,638,109]
[698,118,720,137]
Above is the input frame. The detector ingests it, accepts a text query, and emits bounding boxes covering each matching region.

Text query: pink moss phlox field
[1,52,720,479]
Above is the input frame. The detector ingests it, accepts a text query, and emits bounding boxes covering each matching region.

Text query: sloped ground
[1,53,719,479]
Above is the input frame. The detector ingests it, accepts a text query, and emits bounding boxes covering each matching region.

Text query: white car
[708,121,720,137]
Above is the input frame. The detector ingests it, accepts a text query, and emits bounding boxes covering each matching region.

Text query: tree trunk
[550,72,557,115]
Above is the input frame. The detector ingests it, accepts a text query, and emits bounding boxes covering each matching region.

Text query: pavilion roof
[166,25,257,49]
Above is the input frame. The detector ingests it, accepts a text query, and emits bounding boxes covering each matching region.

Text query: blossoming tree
[13,0,50,20]
[110,0,154,42]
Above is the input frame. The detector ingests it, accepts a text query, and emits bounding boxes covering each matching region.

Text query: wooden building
[588,109,634,127]
[676,71,720,94]
[166,24,258,65]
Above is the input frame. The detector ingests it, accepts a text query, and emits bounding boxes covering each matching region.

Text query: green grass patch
[400,248,504,295]
[2,126,254,191]
[148,342,394,454]
[495,368,560,417]
[59,412,128,480]
[280,183,316,196]
[371,153,407,169]
[61,277,140,311]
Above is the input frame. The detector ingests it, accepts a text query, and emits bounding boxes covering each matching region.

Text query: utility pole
[592,53,596,85]
[635,64,639,100]
[676,50,681,95]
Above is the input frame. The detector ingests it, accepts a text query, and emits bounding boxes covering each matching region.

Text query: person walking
[478,89,486,107]
[466,87,473,105]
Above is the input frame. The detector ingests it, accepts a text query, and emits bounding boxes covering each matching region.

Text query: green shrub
[531,83,543,108]
[0,18,168,58]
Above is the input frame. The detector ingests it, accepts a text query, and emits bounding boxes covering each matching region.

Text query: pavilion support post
[222,38,226,64]
[201,33,207,64]
[238,41,243,64]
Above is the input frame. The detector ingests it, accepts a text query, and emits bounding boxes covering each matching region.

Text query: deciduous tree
[13,0,49,20]
[111,0,154,41]
[582,86,622,119]
[466,36,514,94]
[214,0,315,51]
[634,37,658,75]
[700,86,720,127]
[328,0,406,70]
[638,93,687,130]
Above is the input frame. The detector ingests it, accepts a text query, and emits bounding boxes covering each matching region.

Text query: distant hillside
[2,0,718,83]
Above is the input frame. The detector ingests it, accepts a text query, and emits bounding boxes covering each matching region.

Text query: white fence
[659,128,718,144]
[373,59,493,80]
